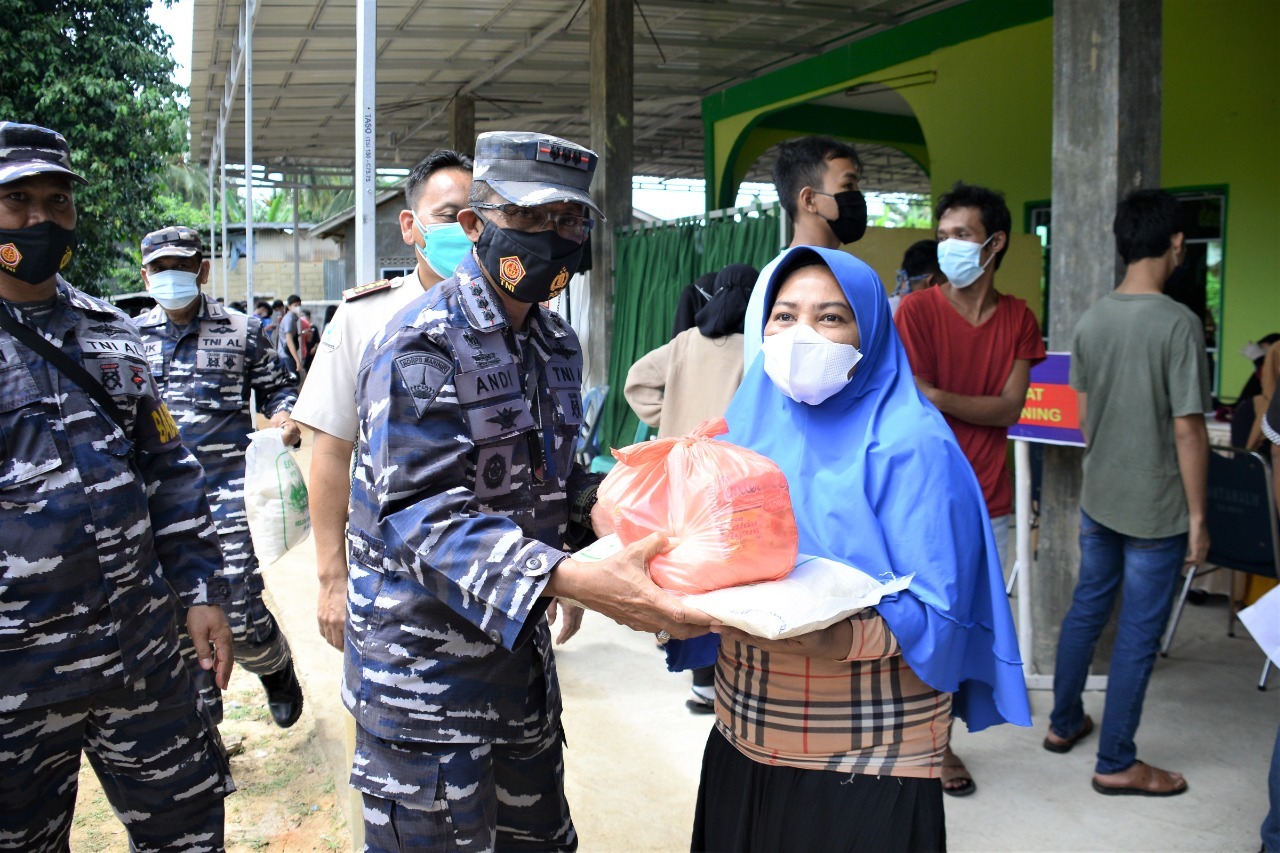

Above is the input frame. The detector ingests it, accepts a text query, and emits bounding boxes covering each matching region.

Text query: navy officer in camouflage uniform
[0,123,235,851]
[346,130,711,852]
[134,225,306,730]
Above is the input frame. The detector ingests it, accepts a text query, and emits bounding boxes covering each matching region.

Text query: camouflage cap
[0,122,88,187]
[141,226,203,265]
[473,131,602,216]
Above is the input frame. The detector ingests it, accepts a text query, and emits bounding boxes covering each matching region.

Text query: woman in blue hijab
[691,247,1030,852]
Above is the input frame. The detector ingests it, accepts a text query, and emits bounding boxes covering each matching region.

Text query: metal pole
[244,0,255,309]
[292,185,300,295]
[220,156,229,304]
[1017,438,1107,693]
[354,0,377,286]
[1014,439,1033,677]
[208,163,217,300]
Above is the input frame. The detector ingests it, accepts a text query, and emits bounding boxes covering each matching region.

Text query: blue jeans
[1050,509,1186,775]
[1264,721,1280,853]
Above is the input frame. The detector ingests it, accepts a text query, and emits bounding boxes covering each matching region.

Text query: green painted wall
[704,0,1279,398]
[1164,0,1280,398]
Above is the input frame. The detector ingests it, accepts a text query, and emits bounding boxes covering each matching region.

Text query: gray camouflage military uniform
[345,251,596,851]
[134,294,298,722]
[0,278,233,852]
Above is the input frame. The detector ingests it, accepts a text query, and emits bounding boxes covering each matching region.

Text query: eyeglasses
[470,202,594,241]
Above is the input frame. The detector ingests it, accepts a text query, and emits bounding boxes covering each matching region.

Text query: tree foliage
[0,0,185,295]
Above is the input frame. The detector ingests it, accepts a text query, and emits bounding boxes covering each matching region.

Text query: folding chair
[1160,446,1278,690]
[575,385,608,467]
[588,420,654,474]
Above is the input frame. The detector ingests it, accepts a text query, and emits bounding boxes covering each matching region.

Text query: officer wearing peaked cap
[345,130,711,851]
[292,148,474,653]
[0,122,234,851]
[134,224,305,731]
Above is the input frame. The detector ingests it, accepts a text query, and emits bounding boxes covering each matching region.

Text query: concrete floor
[269,432,1278,852]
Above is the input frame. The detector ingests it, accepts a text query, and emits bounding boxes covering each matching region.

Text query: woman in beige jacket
[624,264,757,439]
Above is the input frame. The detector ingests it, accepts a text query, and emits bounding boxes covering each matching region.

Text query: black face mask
[474,224,584,303]
[823,190,868,245]
[0,220,78,285]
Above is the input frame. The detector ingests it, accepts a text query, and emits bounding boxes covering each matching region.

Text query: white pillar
[354,0,377,285]
[243,0,255,309]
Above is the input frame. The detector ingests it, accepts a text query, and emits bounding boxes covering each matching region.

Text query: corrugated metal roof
[189,0,957,189]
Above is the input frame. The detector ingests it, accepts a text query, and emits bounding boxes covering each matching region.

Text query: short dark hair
[901,239,941,279]
[255,301,270,312]
[935,182,1013,270]
[1113,189,1182,265]
[271,299,285,310]
[405,149,474,209]
[287,293,302,305]
[772,136,862,220]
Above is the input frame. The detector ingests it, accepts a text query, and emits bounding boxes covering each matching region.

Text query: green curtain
[599,205,784,455]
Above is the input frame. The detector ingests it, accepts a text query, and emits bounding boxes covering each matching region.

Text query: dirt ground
[69,662,346,852]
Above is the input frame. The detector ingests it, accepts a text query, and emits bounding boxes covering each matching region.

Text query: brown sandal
[1043,715,1094,753]
[1092,760,1188,797]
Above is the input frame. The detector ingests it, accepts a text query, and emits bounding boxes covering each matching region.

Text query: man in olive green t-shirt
[1046,189,1209,799]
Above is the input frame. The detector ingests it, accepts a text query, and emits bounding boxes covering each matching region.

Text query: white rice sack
[682,556,912,640]
[244,427,311,564]
[573,536,911,640]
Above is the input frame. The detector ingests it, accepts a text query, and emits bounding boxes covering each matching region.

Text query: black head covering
[694,264,757,338]
[671,273,717,338]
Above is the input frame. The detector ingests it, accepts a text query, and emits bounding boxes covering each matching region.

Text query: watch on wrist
[569,485,600,527]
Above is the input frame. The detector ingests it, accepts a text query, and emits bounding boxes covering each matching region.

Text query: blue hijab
[722,246,1031,732]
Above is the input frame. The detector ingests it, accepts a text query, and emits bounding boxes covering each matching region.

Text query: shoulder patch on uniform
[320,320,342,351]
[393,352,454,417]
[343,279,394,302]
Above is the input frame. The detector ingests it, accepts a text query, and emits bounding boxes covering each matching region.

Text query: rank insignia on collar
[342,279,393,302]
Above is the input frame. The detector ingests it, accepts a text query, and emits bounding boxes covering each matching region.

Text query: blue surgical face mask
[936,235,996,289]
[147,268,201,310]
[413,215,471,279]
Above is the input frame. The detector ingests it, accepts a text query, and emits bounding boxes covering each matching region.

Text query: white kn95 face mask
[761,321,862,405]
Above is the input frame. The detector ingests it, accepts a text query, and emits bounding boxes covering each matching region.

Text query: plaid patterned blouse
[713,611,950,778]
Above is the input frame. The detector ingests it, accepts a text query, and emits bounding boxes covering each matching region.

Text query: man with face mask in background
[0,123,235,850]
[345,131,710,851]
[893,181,1045,797]
[277,293,304,379]
[134,226,306,733]
[742,135,866,371]
[291,148,474,651]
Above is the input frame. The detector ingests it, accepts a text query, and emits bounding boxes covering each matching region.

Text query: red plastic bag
[596,418,798,594]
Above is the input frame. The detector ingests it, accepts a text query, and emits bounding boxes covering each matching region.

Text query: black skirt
[691,728,946,853]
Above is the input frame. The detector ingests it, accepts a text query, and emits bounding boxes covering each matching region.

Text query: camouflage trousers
[0,651,234,853]
[179,553,293,725]
[352,724,577,853]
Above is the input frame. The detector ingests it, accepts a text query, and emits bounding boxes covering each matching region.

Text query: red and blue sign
[1008,352,1085,447]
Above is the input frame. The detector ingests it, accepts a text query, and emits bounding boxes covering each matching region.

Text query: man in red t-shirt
[895,181,1046,797]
